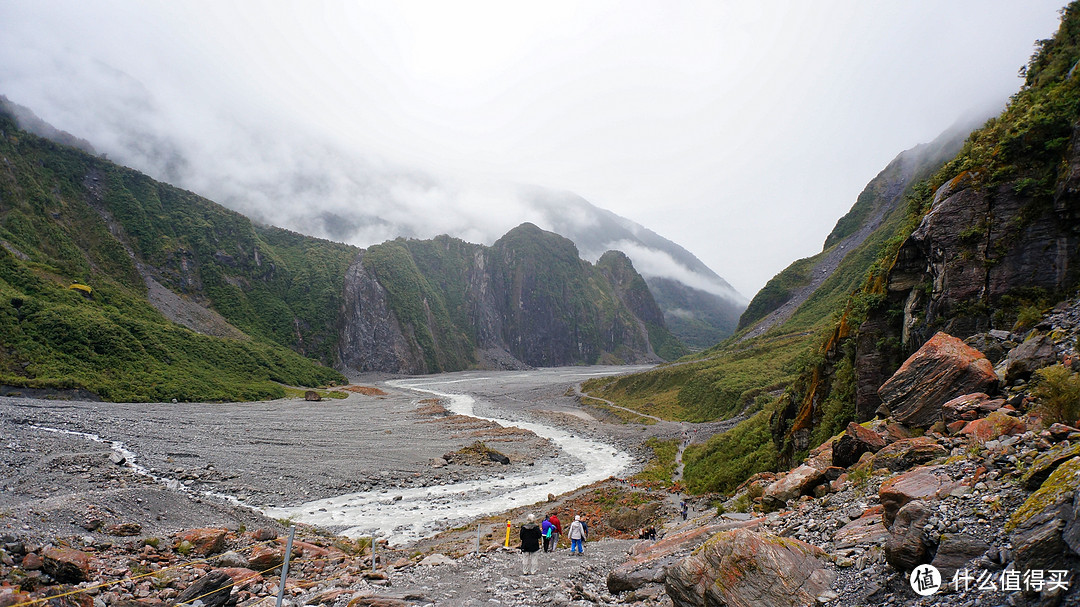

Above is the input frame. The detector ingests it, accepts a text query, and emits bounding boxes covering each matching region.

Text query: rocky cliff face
[773,4,1080,460]
[856,141,1080,420]
[336,251,423,374]
[335,224,680,374]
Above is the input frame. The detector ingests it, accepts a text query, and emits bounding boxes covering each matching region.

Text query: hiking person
[580,516,590,554]
[549,512,562,549]
[541,515,554,552]
[519,514,542,574]
[568,515,587,555]
[680,500,689,521]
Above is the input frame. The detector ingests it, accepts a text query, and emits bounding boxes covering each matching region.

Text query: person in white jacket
[568,515,587,555]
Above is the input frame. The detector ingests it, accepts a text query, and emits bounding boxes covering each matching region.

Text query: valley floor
[0,365,713,605]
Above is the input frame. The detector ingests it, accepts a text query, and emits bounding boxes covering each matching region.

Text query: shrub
[1032,364,1080,425]
[1013,304,1044,332]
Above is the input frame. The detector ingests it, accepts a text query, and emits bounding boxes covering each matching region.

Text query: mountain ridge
[0,105,681,399]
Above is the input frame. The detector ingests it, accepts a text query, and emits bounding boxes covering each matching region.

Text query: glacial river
[262,371,636,545]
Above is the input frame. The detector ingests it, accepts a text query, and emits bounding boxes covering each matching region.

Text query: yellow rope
[7,535,298,607]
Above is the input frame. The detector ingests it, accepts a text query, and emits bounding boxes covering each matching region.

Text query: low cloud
[606,240,746,304]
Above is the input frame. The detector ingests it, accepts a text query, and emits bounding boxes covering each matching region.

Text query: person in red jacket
[548,512,562,549]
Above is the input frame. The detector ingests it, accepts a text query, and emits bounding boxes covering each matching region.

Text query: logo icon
[911,564,942,596]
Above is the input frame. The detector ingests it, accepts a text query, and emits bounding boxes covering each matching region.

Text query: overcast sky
[0,1,1067,297]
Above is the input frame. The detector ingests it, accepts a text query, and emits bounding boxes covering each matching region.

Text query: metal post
[476,523,481,556]
[371,535,377,572]
[275,526,295,607]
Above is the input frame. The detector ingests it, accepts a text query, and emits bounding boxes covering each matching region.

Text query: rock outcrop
[337,225,680,373]
[664,528,835,607]
[832,422,887,468]
[877,332,998,428]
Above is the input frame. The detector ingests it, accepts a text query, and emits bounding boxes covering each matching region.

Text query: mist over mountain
[0,58,746,345]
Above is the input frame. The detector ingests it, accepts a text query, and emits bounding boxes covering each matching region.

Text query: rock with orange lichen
[878,332,998,428]
[664,528,835,607]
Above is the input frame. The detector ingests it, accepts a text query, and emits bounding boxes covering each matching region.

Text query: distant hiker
[581,516,590,554]
[541,515,554,552]
[519,514,542,574]
[680,500,688,521]
[549,512,562,549]
[647,525,656,540]
[569,515,587,555]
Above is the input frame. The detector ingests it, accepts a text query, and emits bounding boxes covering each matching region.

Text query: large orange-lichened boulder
[878,332,998,428]
[664,528,835,607]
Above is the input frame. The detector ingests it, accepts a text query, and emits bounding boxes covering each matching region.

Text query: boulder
[1009,456,1080,538]
[958,410,1026,444]
[104,522,142,537]
[878,332,998,428]
[664,528,835,607]
[290,539,329,559]
[487,451,510,465]
[761,464,826,511]
[1009,456,1080,574]
[883,423,913,443]
[1005,333,1057,383]
[41,547,93,583]
[608,522,758,594]
[0,588,33,607]
[20,552,43,570]
[870,437,948,473]
[964,332,1010,365]
[216,551,250,569]
[832,513,889,550]
[929,533,990,579]
[884,500,932,572]
[879,466,958,527]
[347,596,418,607]
[178,528,227,556]
[940,392,991,424]
[248,528,277,542]
[832,422,887,468]
[174,570,234,607]
[248,545,284,572]
[608,502,660,531]
[1049,423,1080,441]
[219,567,262,590]
[419,553,455,566]
[735,472,777,501]
[305,390,322,401]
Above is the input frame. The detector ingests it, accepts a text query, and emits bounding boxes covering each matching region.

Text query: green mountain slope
[587,2,1080,494]
[345,225,684,372]
[0,109,348,401]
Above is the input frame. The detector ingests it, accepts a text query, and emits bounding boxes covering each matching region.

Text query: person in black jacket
[519,514,542,574]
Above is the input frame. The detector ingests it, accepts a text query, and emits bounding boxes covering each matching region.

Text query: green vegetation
[634,437,679,485]
[682,411,778,494]
[360,227,683,371]
[0,108,346,401]
[586,4,1080,493]
[737,256,816,331]
[363,238,476,372]
[1032,364,1080,425]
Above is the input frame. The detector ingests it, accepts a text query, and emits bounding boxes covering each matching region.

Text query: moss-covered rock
[1022,442,1080,490]
[1008,456,1080,533]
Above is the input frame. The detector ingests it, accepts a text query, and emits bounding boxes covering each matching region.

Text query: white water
[29,424,248,507]
[262,378,632,545]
